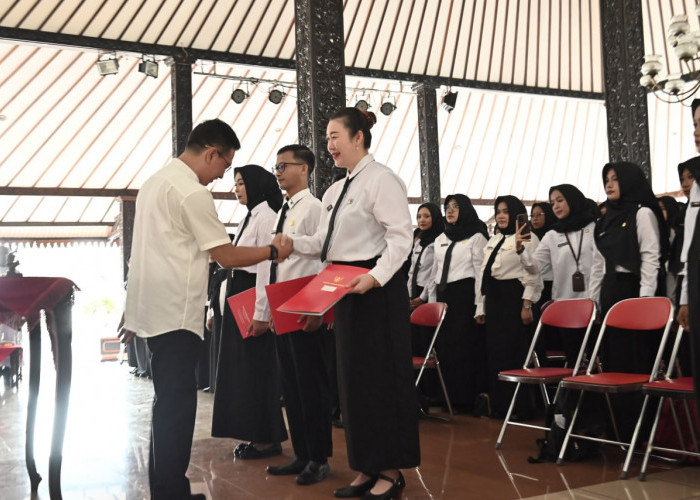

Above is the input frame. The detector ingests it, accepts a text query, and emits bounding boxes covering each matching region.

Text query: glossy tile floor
[1,337,700,499]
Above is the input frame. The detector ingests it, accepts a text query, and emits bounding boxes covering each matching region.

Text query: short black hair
[187,119,241,153]
[277,144,315,174]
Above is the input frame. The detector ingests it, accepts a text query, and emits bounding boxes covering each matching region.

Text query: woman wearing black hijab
[406,202,443,307]
[424,194,488,412]
[475,195,543,418]
[523,185,602,365]
[658,195,682,303]
[212,164,288,459]
[530,202,556,307]
[592,161,666,442]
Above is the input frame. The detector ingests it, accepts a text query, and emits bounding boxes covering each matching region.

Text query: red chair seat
[412,356,436,368]
[562,372,649,392]
[643,377,694,397]
[499,367,573,383]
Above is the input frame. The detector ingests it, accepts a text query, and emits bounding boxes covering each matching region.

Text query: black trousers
[147,330,201,500]
[277,327,333,462]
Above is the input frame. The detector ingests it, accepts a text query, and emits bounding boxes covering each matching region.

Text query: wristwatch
[268,244,278,261]
[522,303,532,310]
[516,246,525,255]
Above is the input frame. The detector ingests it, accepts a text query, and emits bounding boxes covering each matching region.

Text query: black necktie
[480,235,506,296]
[437,241,456,293]
[320,176,353,262]
[269,202,290,284]
[234,211,252,247]
[411,245,428,298]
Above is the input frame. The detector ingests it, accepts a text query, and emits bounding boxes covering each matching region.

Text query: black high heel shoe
[360,472,405,500]
[333,475,378,498]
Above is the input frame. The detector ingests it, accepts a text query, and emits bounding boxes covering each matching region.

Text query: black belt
[331,256,380,270]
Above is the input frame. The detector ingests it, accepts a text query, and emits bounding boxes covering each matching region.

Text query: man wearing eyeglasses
[119,119,291,500]
[262,145,334,485]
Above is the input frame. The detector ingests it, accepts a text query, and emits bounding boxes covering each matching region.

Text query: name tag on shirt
[326,204,333,211]
[557,242,568,248]
[441,243,449,247]
[692,202,700,207]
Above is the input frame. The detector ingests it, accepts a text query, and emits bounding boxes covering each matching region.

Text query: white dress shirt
[680,181,700,305]
[293,154,413,285]
[591,207,661,299]
[125,159,231,339]
[257,188,323,319]
[406,239,435,298]
[475,233,543,317]
[426,232,488,303]
[524,222,603,302]
[234,202,278,322]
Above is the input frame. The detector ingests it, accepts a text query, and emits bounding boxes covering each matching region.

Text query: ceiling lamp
[231,88,248,104]
[269,88,284,105]
[640,9,700,102]
[380,97,396,116]
[442,90,458,112]
[138,56,158,78]
[96,53,119,76]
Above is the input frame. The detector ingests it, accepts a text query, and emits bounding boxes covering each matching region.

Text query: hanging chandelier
[640,7,700,103]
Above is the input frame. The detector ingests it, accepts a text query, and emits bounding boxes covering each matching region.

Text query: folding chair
[411,302,453,420]
[495,299,596,449]
[557,297,674,479]
[639,325,699,480]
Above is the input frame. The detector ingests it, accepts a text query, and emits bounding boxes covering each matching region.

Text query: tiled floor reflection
[1,338,700,499]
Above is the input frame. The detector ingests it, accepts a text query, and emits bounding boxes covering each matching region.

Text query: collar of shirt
[286,188,311,209]
[249,201,269,217]
[171,158,200,183]
[347,154,374,180]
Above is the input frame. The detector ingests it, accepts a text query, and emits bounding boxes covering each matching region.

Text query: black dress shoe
[296,461,330,485]
[334,475,378,498]
[238,443,282,460]
[266,457,307,475]
[233,442,252,457]
[360,472,405,499]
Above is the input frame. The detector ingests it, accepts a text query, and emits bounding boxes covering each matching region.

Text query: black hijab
[530,202,556,240]
[416,202,443,247]
[678,156,700,186]
[658,195,681,231]
[548,184,597,233]
[444,194,488,241]
[595,162,669,274]
[494,195,527,235]
[233,164,283,212]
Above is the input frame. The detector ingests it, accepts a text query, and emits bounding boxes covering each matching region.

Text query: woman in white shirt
[211,165,288,459]
[475,195,543,419]
[426,194,488,413]
[523,184,601,365]
[530,202,556,307]
[593,161,667,441]
[289,107,419,499]
[406,202,442,307]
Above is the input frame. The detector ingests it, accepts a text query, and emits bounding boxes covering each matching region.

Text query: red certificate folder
[265,275,334,335]
[276,264,368,316]
[227,288,256,339]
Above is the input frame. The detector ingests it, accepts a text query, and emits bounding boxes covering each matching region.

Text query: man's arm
[209,234,291,268]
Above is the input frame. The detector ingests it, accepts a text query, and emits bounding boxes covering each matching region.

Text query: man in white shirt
[119,119,291,500]
[264,145,332,485]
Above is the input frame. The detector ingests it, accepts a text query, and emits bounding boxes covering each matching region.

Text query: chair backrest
[411,302,447,328]
[521,298,596,372]
[586,297,674,378]
[541,298,595,330]
[605,297,672,330]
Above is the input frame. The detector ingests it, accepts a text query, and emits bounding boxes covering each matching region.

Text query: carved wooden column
[413,83,441,205]
[294,0,346,197]
[600,0,651,179]
[168,54,194,157]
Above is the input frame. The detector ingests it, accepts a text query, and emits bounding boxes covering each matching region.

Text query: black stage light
[138,58,158,78]
[269,89,284,104]
[96,56,119,76]
[442,91,458,112]
[355,99,369,111]
[380,101,396,116]
[231,88,248,104]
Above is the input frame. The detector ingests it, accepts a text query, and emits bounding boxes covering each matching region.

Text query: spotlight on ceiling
[355,99,369,112]
[269,88,284,105]
[441,90,458,112]
[96,54,119,76]
[138,57,158,78]
[231,88,249,104]
[380,100,396,116]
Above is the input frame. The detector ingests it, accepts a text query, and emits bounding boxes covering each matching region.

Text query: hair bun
[360,110,377,130]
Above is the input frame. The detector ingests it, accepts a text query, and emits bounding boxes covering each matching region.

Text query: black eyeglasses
[205,144,232,172]
[272,162,304,173]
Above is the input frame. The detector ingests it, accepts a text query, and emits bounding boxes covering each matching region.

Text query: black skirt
[334,269,420,472]
[484,278,534,416]
[211,270,287,443]
[435,277,486,410]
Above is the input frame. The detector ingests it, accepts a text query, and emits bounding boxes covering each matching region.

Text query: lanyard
[564,230,584,272]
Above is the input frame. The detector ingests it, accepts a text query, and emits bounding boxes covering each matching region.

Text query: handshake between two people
[270,233,293,262]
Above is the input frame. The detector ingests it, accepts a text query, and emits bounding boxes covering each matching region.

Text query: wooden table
[0,277,76,500]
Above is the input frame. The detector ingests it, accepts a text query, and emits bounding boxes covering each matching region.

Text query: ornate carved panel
[414,83,441,205]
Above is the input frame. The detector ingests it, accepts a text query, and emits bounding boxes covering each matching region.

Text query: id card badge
[572,271,585,292]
